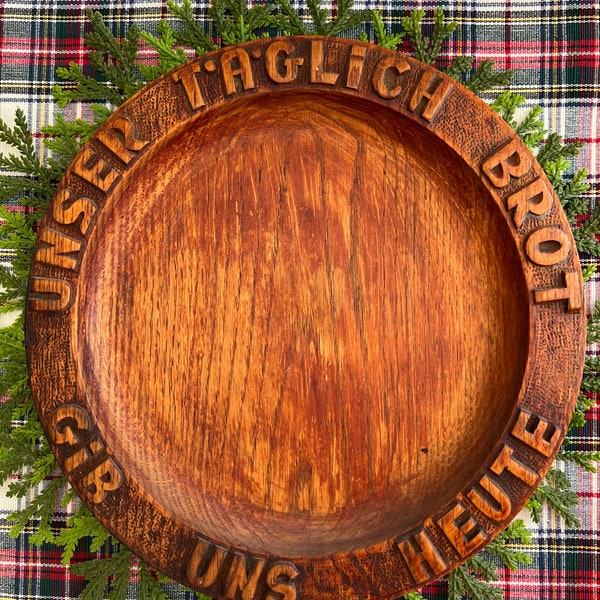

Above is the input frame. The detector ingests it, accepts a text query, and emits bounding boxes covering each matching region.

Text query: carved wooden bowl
[26,37,586,599]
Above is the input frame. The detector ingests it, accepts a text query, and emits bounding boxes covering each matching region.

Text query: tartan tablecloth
[0,0,599,598]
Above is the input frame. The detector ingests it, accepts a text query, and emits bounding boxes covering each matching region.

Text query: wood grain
[26,37,585,599]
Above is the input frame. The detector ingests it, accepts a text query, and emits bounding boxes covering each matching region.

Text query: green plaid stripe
[1,1,599,598]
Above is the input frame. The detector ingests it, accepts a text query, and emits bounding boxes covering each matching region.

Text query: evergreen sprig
[463,59,514,95]
[556,450,600,472]
[57,505,113,565]
[54,9,145,107]
[400,592,427,600]
[0,109,59,209]
[570,394,597,429]
[268,0,310,36]
[69,545,134,600]
[491,91,547,149]
[208,0,274,44]
[447,564,503,600]
[402,8,457,65]
[483,520,532,571]
[137,560,172,600]
[139,20,189,81]
[526,468,581,529]
[305,0,371,37]
[166,0,219,56]
[370,10,405,50]
[6,475,67,543]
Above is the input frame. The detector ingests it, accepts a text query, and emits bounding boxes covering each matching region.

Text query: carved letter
[265,41,304,84]
[266,563,299,600]
[437,501,488,557]
[35,228,82,270]
[408,70,452,121]
[482,137,532,188]
[95,116,149,164]
[48,405,122,503]
[48,404,91,446]
[534,270,582,313]
[511,409,562,457]
[372,55,410,99]
[29,277,73,312]
[490,444,538,486]
[507,177,553,228]
[310,40,339,85]
[345,44,367,89]
[172,63,206,109]
[79,457,123,504]
[466,475,512,521]
[224,553,265,600]
[525,226,571,266]
[221,49,254,96]
[186,537,227,588]
[52,188,96,235]
[63,438,104,473]
[397,528,447,584]
[48,404,102,473]
[72,146,120,192]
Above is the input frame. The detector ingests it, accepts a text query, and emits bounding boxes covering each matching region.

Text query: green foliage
[57,505,112,565]
[440,520,531,600]
[491,92,597,257]
[139,20,189,81]
[463,59,514,94]
[0,208,35,307]
[491,91,547,149]
[526,468,581,529]
[166,0,218,55]
[569,394,597,429]
[268,0,310,35]
[445,55,475,80]
[271,0,373,37]
[6,475,67,544]
[484,520,532,570]
[70,549,171,600]
[305,0,371,37]
[581,373,600,393]
[0,109,59,209]
[399,593,427,600]
[448,564,503,600]
[556,450,600,473]
[42,113,99,173]
[70,546,134,600]
[137,560,172,600]
[402,8,457,65]
[209,0,274,44]
[583,264,597,281]
[54,9,144,107]
[371,10,405,50]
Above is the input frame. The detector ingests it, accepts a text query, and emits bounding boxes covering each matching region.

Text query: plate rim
[25,36,586,600]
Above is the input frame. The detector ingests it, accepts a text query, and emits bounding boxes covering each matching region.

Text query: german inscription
[26,37,584,599]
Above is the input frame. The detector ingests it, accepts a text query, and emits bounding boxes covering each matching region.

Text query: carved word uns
[187,536,300,600]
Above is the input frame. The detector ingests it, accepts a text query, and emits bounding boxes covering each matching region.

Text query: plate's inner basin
[77,91,529,557]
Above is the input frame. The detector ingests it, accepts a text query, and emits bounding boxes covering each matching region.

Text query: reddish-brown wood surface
[26,37,585,599]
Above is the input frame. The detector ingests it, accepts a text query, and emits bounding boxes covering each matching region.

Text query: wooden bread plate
[26,37,586,599]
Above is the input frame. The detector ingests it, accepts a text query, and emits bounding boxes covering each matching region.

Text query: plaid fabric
[1,0,599,598]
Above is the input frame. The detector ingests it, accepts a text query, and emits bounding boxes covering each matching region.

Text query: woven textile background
[0,0,599,598]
